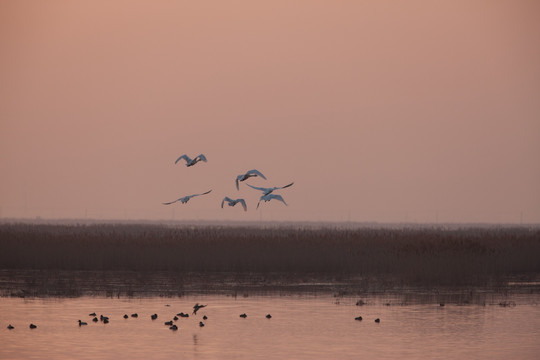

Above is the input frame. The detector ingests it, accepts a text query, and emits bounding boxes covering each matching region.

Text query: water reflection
[1,294,539,360]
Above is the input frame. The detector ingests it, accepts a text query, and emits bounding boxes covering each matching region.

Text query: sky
[1,0,539,224]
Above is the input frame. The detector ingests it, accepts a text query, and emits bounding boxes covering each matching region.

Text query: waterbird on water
[131,313,138,318]
[175,154,207,167]
[163,190,212,205]
[257,194,287,209]
[375,318,380,323]
[151,314,158,320]
[266,314,272,319]
[78,320,88,326]
[7,324,14,329]
[235,169,267,190]
[92,317,98,322]
[123,314,128,319]
[29,323,37,329]
[239,313,247,318]
[221,197,247,211]
[193,303,207,315]
[89,312,96,317]
[355,316,363,321]
[170,324,178,331]
[246,182,294,196]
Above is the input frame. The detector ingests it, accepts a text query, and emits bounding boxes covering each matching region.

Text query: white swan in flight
[257,194,287,209]
[246,182,294,196]
[221,197,248,211]
[175,154,207,167]
[162,190,212,205]
[235,169,267,190]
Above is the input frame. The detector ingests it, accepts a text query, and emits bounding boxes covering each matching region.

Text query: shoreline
[1,223,539,299]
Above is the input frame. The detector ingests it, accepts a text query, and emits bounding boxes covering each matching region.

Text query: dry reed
[1,223,539,287]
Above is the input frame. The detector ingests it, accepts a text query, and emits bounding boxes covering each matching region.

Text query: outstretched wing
[246,169,267,180]
[175,154,191,164]
[192,189,212,197]
[196,154,207,162]
[278,182,294,190]
[162,198,181,205]
[221,196,233,208]
[246,183,269,192]
[235,177,241,190]
[237,198,247,211]
[269,194,287,206]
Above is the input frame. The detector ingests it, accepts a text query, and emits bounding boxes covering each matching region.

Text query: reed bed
[1,223,539,288]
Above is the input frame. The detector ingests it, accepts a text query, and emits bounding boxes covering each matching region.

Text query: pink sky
[1,1,539,223]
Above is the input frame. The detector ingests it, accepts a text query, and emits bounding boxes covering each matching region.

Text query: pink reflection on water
[1,295,539,359]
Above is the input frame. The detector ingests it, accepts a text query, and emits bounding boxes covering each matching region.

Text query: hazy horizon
[1,1,539,224]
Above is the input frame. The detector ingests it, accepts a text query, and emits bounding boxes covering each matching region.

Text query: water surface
[1,294,539,359]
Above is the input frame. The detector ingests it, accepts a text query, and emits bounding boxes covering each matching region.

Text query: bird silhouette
[246,182,294,196]
[193,303,207,315]
[163,190,212,205]
[175,154,207,167]
[78,320,88,326]
[221,197,247,211]
[235,169,266,190]
[257,194,287,209]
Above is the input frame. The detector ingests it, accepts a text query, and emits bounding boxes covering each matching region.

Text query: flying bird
[175,154,207,167]
[162,190,212,205]
[193,303,207,315]
[247,182,294,196]
[257,194,287,209]
[221,197,247,211]
[235,169,267,190]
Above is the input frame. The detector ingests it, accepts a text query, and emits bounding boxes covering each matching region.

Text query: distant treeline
[0,223,539,286]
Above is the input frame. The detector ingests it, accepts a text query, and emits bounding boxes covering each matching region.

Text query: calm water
[1,294,539,359]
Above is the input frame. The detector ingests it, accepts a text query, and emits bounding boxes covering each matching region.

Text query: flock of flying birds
[162,153,294,211]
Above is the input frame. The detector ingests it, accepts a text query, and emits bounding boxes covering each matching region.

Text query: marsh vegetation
[0,223,539,296]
